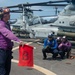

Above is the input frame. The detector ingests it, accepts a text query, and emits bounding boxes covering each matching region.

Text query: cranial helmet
[2,7,10,14]
[62,36,67,42]
[57,37,61,42]
[48,34,53,38]
[0,7,10,19]
[62,36,67,39]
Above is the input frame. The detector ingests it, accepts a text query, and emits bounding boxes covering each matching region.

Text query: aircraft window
[59,5,75,16]
[62,21,64,23]
[29,18,40,26]
[59,9,71,16]
[67,4,75,11]
[59,21,61,23]
[60,10,75,16]
[41,17,58,24]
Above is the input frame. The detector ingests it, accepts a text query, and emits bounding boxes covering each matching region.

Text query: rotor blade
[10,10,22,12]
[26,8,43,11]
[20,1,67,6]
[64,0,75,4]
[10,9,42,13]
[30,9,43,11]
[6,1,68,8]
[7,4,67,9]
[22,4,67,6]
[7,5,19,8]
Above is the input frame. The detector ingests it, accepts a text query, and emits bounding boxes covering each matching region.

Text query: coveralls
[58,41,72,58]
[0,20,20,75]
[42,38,58,59]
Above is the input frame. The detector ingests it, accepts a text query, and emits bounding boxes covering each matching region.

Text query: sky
[0,0,65,19]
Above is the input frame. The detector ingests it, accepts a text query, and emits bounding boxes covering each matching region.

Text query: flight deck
[10,38,75,75]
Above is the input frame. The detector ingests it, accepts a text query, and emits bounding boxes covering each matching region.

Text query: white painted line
[34,47,36,49]
[11,59,57,75]
[37,42,43,45]
[34,65,56,75]
[25,42,33,45]
[12,59,18,63]
[12,46,19,51]
[12,42,36,51]
[12,40,56,75]
[12,38,39,51]
[12,42,27,51]
[34,39,40,42]
[12,42,32,51]
[25,42,36,49]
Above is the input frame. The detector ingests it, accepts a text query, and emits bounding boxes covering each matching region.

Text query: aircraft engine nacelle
[57,30,75,40]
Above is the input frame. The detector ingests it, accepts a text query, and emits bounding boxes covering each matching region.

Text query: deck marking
[12,59,56,75]
[12,40,56,75]
[12,39,39,51]
[12,42,33,51]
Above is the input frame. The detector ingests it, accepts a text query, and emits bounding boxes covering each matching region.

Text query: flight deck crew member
[56,37,63,59]
[0,7,24,75]
[58,36,72,59]
[42,34,58,60]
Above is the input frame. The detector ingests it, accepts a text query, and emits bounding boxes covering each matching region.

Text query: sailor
[0,7,24,75]
[58,36,72,59]
[42,34,58,60]
[56,37,64,59]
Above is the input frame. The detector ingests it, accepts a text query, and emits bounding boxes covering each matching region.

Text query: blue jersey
[43,38,58,49]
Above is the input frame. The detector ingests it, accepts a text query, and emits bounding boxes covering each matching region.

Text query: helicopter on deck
[27,0,75,40]
[4,0,75,40]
